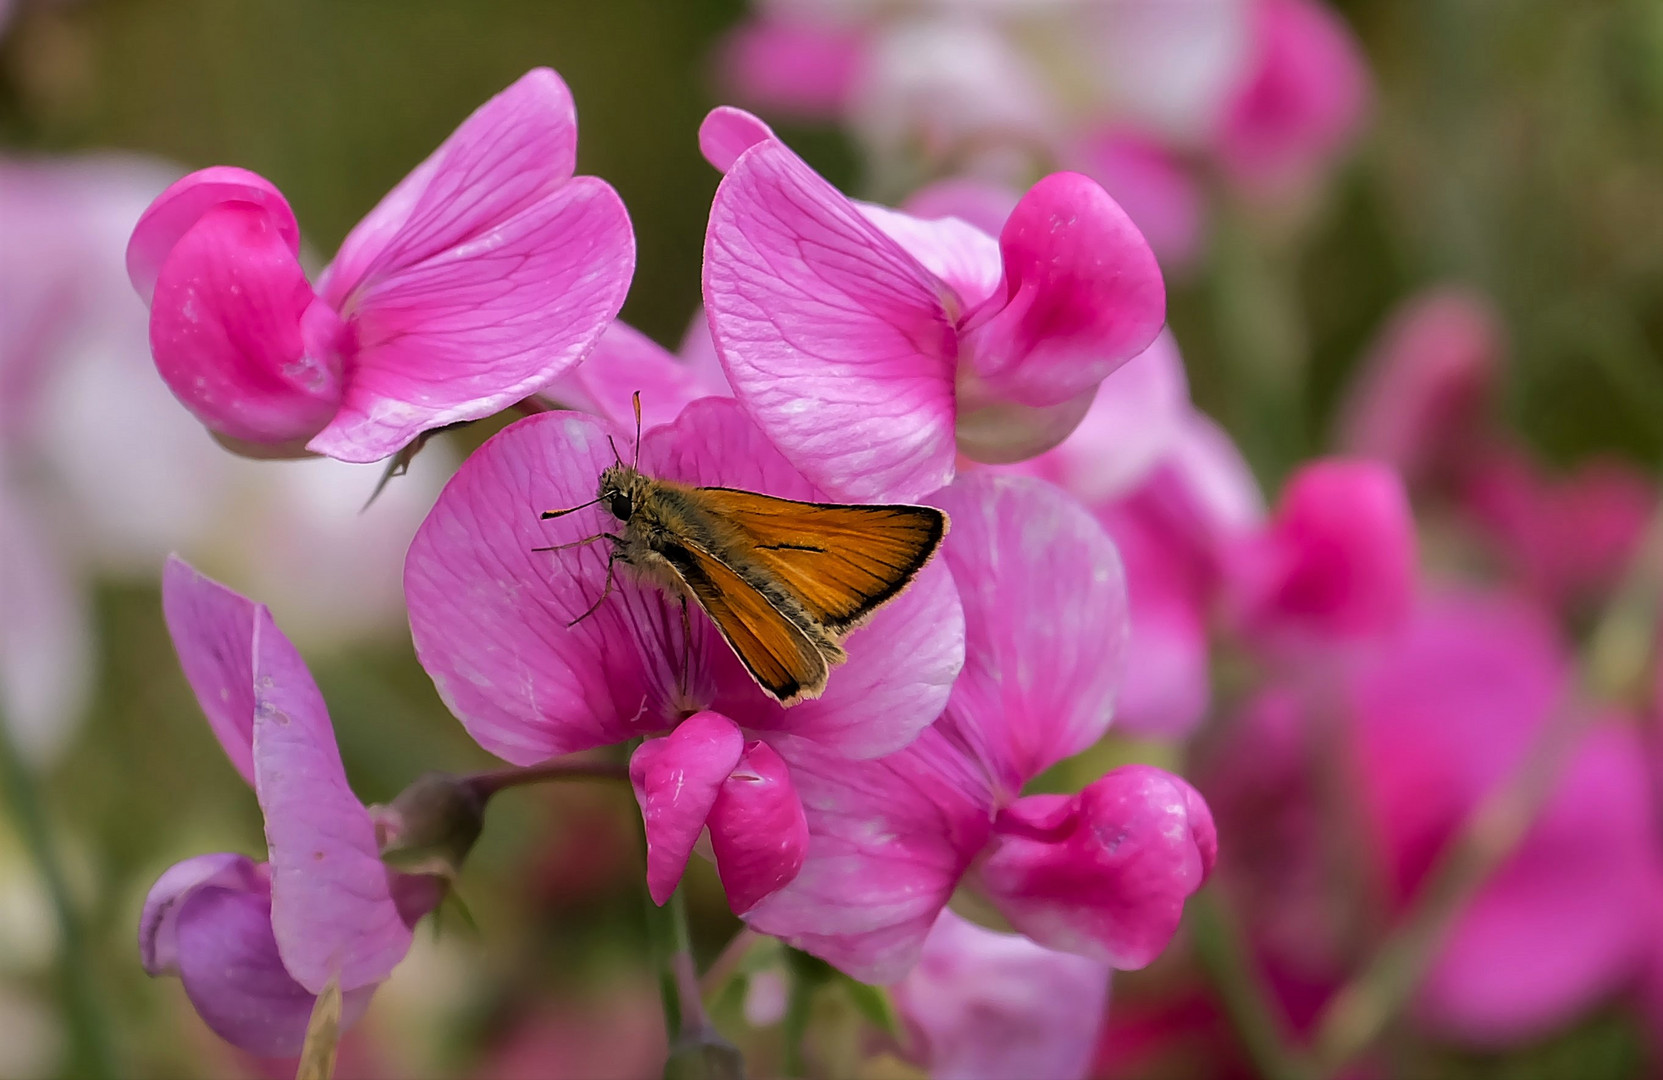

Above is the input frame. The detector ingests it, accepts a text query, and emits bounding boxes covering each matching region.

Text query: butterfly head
[597,464,646,523]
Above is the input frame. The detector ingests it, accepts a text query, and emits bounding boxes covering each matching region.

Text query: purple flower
[125,68,634,462]
[403,397,964,912]
[139,557,436,1056]
[699,106,1166,500]
[744,474,1216,981]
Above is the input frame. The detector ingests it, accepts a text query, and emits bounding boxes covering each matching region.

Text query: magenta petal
[139,852,262,977]
[630,713,746,905]
[704,139,959,501]
[148,203,343,444]
[894,910,1110,1080]
[173,882,373,1058]
[127,166,300,306]
[708,740,809,915]
[250,604,411,993]
[308,68,635,462]
[932,474,1128,793]
[961,172,1166,408]
[978,767,1217,969]
[541,319,730,433]
[698,106,778,173]
[161,555,259,786]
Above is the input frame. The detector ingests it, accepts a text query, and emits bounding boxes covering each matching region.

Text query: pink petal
[932,474,1128,794]
[250,604,411,993]
[894,910,1111,1080]
[703,135,959,501]
[955,384,1101,466]
[126,166,300,306]
[1226,458,1415,647]
[856,201,1003,312]
[903,179,1021,239]
[307,68,635,462]
[161,555,260,786]
[698,106,779,174]
[139,852,262,977]
[172,879,373,1058]
[977,767,1217,968]
[960,172,1166,409]
[629,712,746,905]
[716,17,865,120]
[1071,131,1205,271]
[708,739,809,915]
[744,730,996,983]
[148,203,345,444]
[541,319,729,433]
[1106,503,1212,739]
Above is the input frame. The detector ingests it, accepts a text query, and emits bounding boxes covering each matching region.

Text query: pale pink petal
[744,730,996,983]
[931,474,1128,795]
[894,910,1111,1080]
[139,852,262,977]
[703,135,959,501]
[0,482,90,763]
[629,713,746,905]
[126,167,300,306]
[961,172,1166,408]
[856,201,1003,312]
[708,739,809,915]
[1072,131,1205,270]
[1107,508,1213,740]
[148,203,345,444]
[717,17,865,119]
[954,383,1100,466]
[308,68,634,462]
[674,307,730,396]
[541,320,729,433]
[161,555,259,786]
[698,106,778,174]
[977,767,1217,968]
[1147,411,1266,555]
[250,604,410,993]
[903,179,1020,240]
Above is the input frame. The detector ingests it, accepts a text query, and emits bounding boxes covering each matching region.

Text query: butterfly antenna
[632,390,643,471]
[541,496,602,521]
[606,436,623,468]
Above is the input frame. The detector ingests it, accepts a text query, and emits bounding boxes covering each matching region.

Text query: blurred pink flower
[403,397,964,913]
[139,558,439,1057]
[892,909,1111,1080]
[1213,0,1372,193]
[539,314,731,434]
[1071,131,1206,270]
[745,474,1215,980]
[716,10,866,119]
[126,68,634,462]
[700,107,1166,500]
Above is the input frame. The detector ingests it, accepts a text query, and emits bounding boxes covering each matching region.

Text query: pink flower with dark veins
[125,68,634,462]
[700,106,1166,500]
[403,397,965,915]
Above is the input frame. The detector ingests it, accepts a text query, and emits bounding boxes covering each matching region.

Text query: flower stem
[0,711,119,1079]
[464,756,628,799]
[1189,889,1314,1080]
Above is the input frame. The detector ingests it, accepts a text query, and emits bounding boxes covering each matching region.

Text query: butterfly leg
[532,531,622,554]
[568,548,622,628]
[677,594,692,699]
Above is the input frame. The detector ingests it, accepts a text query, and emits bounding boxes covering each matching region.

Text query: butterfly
[539,397,947,705]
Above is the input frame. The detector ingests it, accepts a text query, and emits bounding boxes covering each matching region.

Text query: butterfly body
[576,462,947,705]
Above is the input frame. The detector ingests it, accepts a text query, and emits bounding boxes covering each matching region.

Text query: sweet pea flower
[403,396,964,913]
[139,558,443,1057]
[892,909,1112,1080]
[125,67,634,462]
[745,473,1216,981]
[539,313,731,433]
[700,106,1166,500]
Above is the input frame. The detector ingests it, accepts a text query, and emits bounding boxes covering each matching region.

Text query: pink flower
[745,474,1216,980]
[403,397,964,913]
[139,558,438,1056]
[716,11,866,120]
[1214,0,1372,193]
[892,909,1111,1080]
[538,314,731,434]
[700,107,1166,500]
[125,68,634,462]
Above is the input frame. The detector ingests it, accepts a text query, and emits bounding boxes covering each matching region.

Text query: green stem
[1189,889,1314,1080]
[465,756,628,799]
[0,713,118,1079]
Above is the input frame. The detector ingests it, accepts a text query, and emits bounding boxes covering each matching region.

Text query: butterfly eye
[606,491,634,520]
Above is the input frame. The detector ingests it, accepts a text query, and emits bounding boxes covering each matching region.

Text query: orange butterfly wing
[658,539,833,704]
[691,488,948,633]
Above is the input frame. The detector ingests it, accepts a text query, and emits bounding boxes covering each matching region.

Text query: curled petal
[541,320,730,432]
[148,203,343,444]
[708,740,809,915]
[698,106,778,174]
[961,172,1166,409]
[127,166,300,306]
[161,555,260,786]
[309,68,635,461]
[630,713,746,905]
[977,767,1217,969]
[139,852,262,977]
[251,604,412,993]
[704,136,958,501]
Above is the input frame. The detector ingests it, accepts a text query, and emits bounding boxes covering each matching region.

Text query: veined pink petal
[932,474,1128,795]
[745,730,997,983]
[698,105,778,174]
[977,767,1217,968]
[629,713,746,905]
[307,68,635,462]
[250,604,410,994]
[541,320,730,433]
[148,203,344,444]
[708,739,809,915]
[961,172,1166,409]
[139,852,262,977]
[704,134,959,501]
[126,166,300,306]
[161,555,259,786]
[894,910,1111,1080]
[716,17,865,120]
